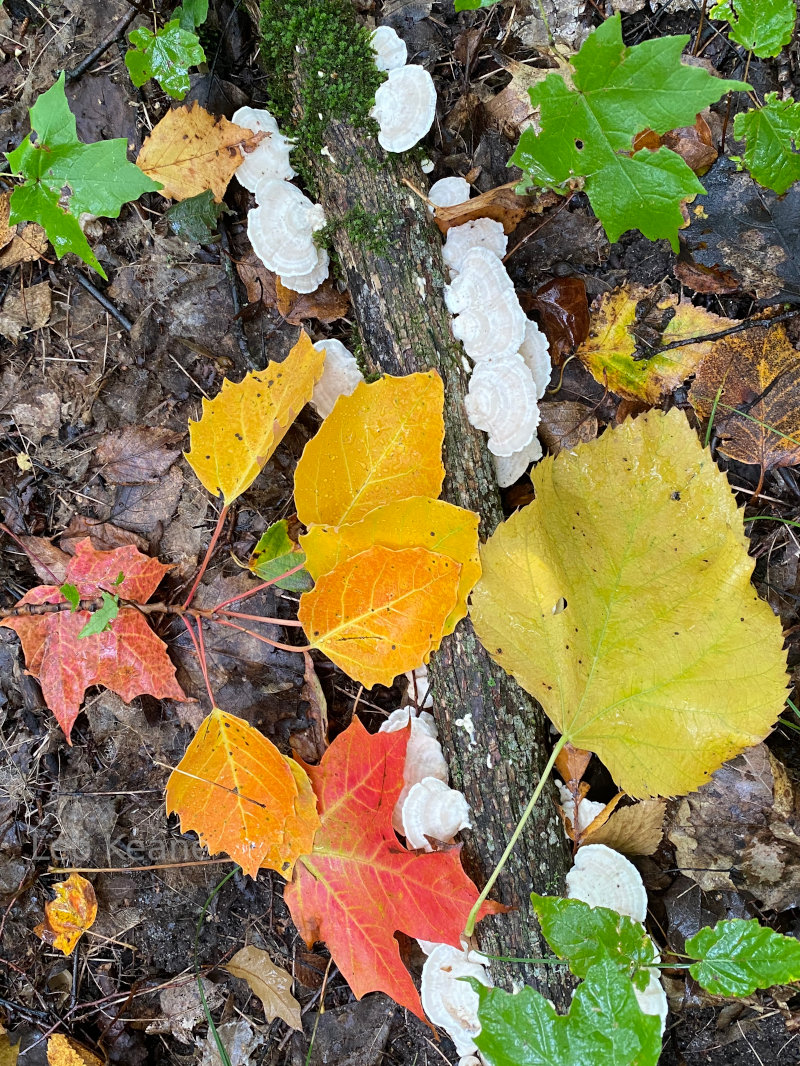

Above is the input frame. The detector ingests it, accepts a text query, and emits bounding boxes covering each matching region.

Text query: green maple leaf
[686,919,800,997]
[174,0,209,31]
[470,957,662,1066]
[734,93,800,195]
[710,0,796,58]
[125,19,205,100]
[6,72,159,278]
[511,14,750,250]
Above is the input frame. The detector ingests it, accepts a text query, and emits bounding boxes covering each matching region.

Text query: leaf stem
[214,617,310,653]
[211,562,308,611]
[184,505,229,608]
[464,734,567,937]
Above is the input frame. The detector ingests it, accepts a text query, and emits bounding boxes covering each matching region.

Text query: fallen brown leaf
[434,182,560,235]
[0,193,48,267]
[587,800,666,855]
[538,401,599,454]
[225,944,303,1030]
[0,281,52,343]
[236,251,349,323]
[95,426,183,485]
[633,115,717,176]
[522,277,589,362]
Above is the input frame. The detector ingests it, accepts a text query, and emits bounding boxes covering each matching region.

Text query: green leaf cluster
[734,93,800,195]
[5,73,159,278]
[511,14,749,250]
[125,19,205,100]
[710,0,796,58]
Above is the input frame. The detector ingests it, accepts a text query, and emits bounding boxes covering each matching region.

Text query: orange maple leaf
[2,539,186,743]
[285,718,502,1021]
[34,873,97,956]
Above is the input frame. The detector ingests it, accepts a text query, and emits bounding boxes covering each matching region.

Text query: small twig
[71,272,133,332]
[211,562,307,611]
[48,859,233,874]
[64,7,137,82]
[644,308,800,354]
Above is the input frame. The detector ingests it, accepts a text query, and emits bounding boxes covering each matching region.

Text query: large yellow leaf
[470,408,788,798]
[166,708,320,878]
[185,331,324,505]
[293,373,445,526]
[298,544,461,689]
[300,496,480,634]
[577,286,736,404]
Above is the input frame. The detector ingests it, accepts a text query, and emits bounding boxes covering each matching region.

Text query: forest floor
[1,0,800,1064]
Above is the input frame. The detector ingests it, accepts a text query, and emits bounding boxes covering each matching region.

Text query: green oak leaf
[78,591,120,639]
[686,919,800,997]
[710,0,796,58]
[471,957,662,1066]
[249,519,313,593]
[511,14,750,250]
[531,895,658,990]
[5,72,159,278]
[174,0,209,31]
[734,93,800,196]
[125,20,205,100]
[166,189,228,242]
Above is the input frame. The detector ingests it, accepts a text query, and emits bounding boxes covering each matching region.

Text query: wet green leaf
[734,94,800,195]
[710,0,796,57]
[687,919,800,996]
[125,20,205,100]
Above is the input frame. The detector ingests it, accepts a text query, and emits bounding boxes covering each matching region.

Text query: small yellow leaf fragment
[46,1034,104,1066]
[299,544,461,689]
[294,372,446,526]
[301,496,480,634]
[185,331,324,505]
[225,945,302,1030]
[34,874,97,957]
[166,708,320,878]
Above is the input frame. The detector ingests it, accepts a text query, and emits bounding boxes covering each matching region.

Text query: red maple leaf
[2,539,187,742]
[284,717,502,1021]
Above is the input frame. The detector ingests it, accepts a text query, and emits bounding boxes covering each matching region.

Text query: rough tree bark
[297,120,573,1006]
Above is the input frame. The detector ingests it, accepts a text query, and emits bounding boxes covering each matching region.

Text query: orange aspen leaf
[185,331,324,505]
[34,873,97,956]
[166,708,320,878]
[298,544,461,689]
[1,539,186,743]
[300,496,481,634]
[293,372,445,527]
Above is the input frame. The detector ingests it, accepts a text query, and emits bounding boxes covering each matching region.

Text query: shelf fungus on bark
[402,776,472,851]
[371,64,437,153]
[248,179,327,281]
[444,248,527,362]
[464,353,540,457]
[279,247,331,295]
[311,338,364,418]
[420,943,492,1059]
[370,25,408,71]
[519,318,552,397]
[380,707,448,834]
[429,175,472,208]
[443,218,508,275]
[232,106,296,189]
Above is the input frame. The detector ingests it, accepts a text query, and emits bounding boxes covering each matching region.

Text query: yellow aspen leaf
[166,708,320,878]
[577,285,736,404]
[34,874,97,956]
[185,331,324,505]
[136,102,259,202]
[471,408,788,798]
[301,496,480,635]
[294,373,445,527]
[298,544,461,689]
[46,1034,104,1066]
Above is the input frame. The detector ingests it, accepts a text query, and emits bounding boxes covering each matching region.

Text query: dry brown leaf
[290,651,328,764]
[434,181,560,235]
[236,252,349,323]
[485,54,574,138]
[47,1035,104,1066]
[538,401,599,455]
[60,516,149,555]
[136,103,257,202]
[0,281,52,343]
[0,192,12,251]
[555,742,592,785]
[587,799,666,855]
[95,426,183,485]
[689,321,800,471]
[225,945,302,1030]
[633,115,717,176]
[0,193,48,267]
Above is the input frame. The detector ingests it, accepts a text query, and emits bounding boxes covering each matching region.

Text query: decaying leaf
[522,277,590,363]
[576,285,736,404]
[46,1034,104,1066]
[0,192,48,267]
[225,945,302,1029]
[136,102,257,202]
[298,545,461,689]
[236,251,350,323]
[471,409,788,797]
[95,426,183,485]
[586,800,667,856]
[0,281,52,344]
[1,539,186,742]
[294,373,445,527]
[433,181,560,235]
[689,320,800,471]
[167,708,320,878]
[186,331,324,505]
[285,718,502,1021]
[35,874,97,956]
[633,115,718,176]
[538,401,598,455]
[301,496,480,635]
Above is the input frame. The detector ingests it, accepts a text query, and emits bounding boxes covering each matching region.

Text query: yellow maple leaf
[294,372,445,527]
[34,874,97,956]
[166,708,320,878]
[301,496,480,635]
[185,330,324,505]
[136,102,258,202]
[470,408,788,798]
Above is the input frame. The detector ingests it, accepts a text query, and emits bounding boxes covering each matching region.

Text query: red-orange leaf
[1,539,186,743]
[285,718,501,1020]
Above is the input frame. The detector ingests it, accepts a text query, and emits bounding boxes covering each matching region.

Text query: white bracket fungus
[371,25,408,71]
[443,218,508,275]
[247,179,326,277]
[380,707,447,833]
[279,247,330,295]
[371,64,437,153]
[519,318,551,398]
[232,106,296,189]
[566,843,647,925]
[444,248,527,362]
[421,944,492,1058]
[310,338,364,418]
[464,353,540,457]
[556,781,606,837]
[401,777,472,851]
[492,436,543,488]
[406,665,433,708]
[429,176,472,208]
